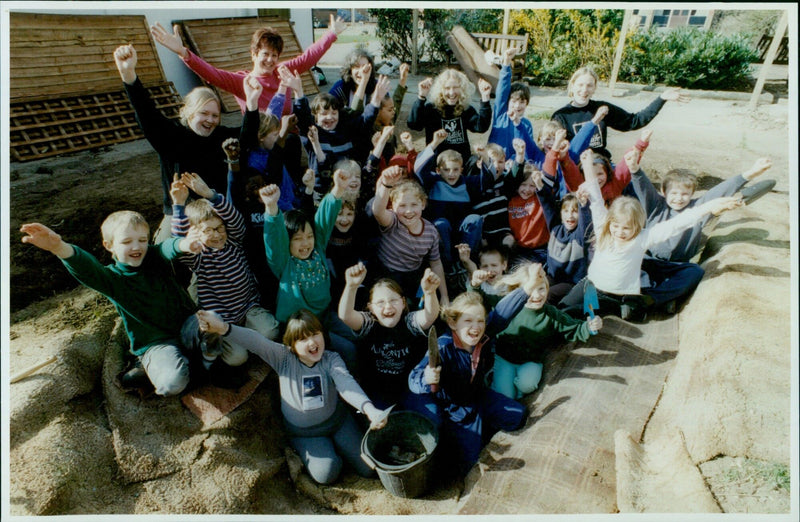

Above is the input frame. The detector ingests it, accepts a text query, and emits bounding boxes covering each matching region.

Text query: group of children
[21,22,775,485]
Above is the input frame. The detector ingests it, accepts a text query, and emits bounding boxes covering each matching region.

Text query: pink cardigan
[182,30,337,115]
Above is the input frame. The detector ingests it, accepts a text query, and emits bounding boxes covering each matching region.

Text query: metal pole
[412,9,419,75]
[608,9,632,93]
[749,10,788,110]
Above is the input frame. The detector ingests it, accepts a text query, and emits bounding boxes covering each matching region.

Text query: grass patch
[528,110,553,121]
[723,460,790,492]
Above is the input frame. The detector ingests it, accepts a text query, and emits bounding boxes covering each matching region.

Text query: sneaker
[740,179,776,205]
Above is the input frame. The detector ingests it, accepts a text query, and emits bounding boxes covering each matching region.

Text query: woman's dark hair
[284,208,315,241]
[250,27,284,55]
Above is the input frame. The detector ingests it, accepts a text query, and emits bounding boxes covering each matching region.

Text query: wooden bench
[471,32,530,79]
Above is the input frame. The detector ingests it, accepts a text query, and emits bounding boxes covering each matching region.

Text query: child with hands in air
[194,307,389,485]
[371,165,449,307]
[260,166,359,372]
[559,149,745,321]
[458,243,511,310]
[170,172,279,385]
[339,263,440,410]
[20,214,212,397]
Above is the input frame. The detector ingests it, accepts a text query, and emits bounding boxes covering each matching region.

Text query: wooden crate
[9,12,176,162]
[179,16,320,113]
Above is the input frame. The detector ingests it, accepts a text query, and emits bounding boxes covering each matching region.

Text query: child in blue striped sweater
[171,172,279,383]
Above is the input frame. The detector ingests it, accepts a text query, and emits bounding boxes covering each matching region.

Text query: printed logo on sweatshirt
[442,118,465,145]
[573,120,604,149]
[302,374,324,410]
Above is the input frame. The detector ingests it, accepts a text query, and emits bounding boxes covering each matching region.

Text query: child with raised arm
[20,215,212,397]
[630,152,773,311]
[491,263,603,400]
[472,143,517,249]
[551,65,689,160]
[407,69,493,167]
[371,166,449,306]
[559,149,744,321]
[458,243,511,310]
[170,172,279,385]
[260,167,358,371]
[339,263,440,409]
[288,67,390,199]
[536,146,593,304]
[407,287,530,476]
[414,129,493,274]
[195,308,390,485]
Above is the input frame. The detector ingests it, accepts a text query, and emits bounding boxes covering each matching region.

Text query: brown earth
[6,73,794,517]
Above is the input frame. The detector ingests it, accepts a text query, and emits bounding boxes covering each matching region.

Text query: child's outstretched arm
[349,61,372,111]
[407,77,433,131]
[170,174,190,237]
[486,287,529,336]
[646,196,743,248]
[429,258,449,306]
[468,78,494,132]
[20,223,74,259]
[413,128,448,187]
[371,125,395,162]
[418,268,442,330]
[338,262,368,331]
[493,47,517,119]
[389,63,410,125]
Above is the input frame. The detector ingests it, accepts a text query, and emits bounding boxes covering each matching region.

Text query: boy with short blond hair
[20,213,210,397]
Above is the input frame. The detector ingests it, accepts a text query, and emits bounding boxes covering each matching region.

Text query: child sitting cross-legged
[407,287,530,477]
[20,215,213,397]
[170,172,280,387]
[339,262,440,410]
[260,166,359,373]
[491,262,603,400]
[195,308,390,485]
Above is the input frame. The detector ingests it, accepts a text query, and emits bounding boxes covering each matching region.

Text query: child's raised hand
[420,268,441,294]
[259,184,281,207]
[478,77,492,101]
[554,128,567,147]
[307,124,319,144]
[355,62,373,87]
[302,168,316,191]
[379,125,395,143]
[380,165,403,188]
[344,262,367,287]
[575,186,590,206]
[744,157,772,180]
[180,172,214,199]
[592,105,609,124]
[332,168,351,195]
[502,46,518,66]
[113,45,138,82]
[431,128,448,149]
[222,137,240,162]
[399,131,414,150]
[623,148,641,173]
[170,174,189,205]
[280,114,298,136]
[661,87,690,103]
[398,62,410,87]
[418,77,433,98]
[456,243,471,263]
[278,66,303,96]
[371,75,391,106]
[196,310,228,336]
[512,138,526,160]
[20,223,64,253]
[180,228,205,255]
[471,269,492,288]
[706,196,744,216]
[587,315,603,334]
[580,148,595,169]
[244,74,263,109]
[423,364,441,385]
[530,168,544,189]
[501,233,516,249]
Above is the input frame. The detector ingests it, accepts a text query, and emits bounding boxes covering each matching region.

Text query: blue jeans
[641,258,705,306]
[434,214,483,268]
[491,354,544,399]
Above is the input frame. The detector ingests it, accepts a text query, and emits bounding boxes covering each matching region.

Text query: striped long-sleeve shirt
[172,193,261,324]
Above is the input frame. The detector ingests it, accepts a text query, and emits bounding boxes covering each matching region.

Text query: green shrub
[621,27,758,91]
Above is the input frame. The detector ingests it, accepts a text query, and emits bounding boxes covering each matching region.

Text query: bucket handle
[361,452,376,470]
